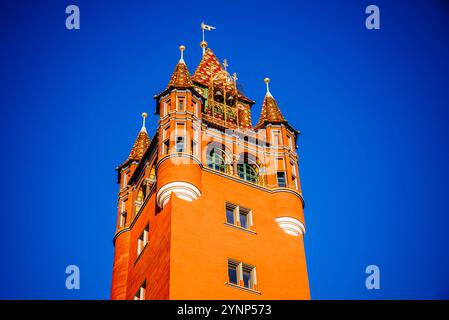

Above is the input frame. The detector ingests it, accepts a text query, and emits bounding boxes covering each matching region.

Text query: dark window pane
[226,207,235,224]
[277,172,286,187]
[239,212,248,229]
[243,270,251,288]
[228,266,237,284]
[237,163,258,183]
[207,148,226,172]
[176,137,185,152]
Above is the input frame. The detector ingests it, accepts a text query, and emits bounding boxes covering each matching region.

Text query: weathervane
[200,22,216,55]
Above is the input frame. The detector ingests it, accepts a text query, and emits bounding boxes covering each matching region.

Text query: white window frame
[120,199,126,213]
[225,202,253,230]
[175,136,185,153]
[119,211,127,227]
[134,281,146,300]
[271,130,282,146]
[122,173,128,189]
[163,99,171,116]
[193,100,199,116]
[162,126,170,155]
[137,225,149,256]
[177,97,186,112]
[192,127,199,156]
[227,259,257,290]
[291,162,298,189]
[276,171,287,187]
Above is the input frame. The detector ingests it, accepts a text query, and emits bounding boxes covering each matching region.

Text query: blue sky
[1,0,448,299]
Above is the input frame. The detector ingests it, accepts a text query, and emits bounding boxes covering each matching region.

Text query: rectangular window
[242,268,252,288]
[225,202,252,230]
[193,101,199,116]
[272,130,282,146]
[292,175,298,190]
[137,224,149,256]
[228,260,238,285]
[162,127,170,155]
[134,281,146,300]
[178,98,185,111]
[163,99,171,116]
[239,207,250,229]
[176,122,185,134]
[277,172,286,187]
[163,127,169,140]
[227,259,257,290]
[225,203,236,225]
[276,157,286,171]
[119,212,127,227]
[192,127,199,156]
[122,173,127,189]
[163,140,170,155]
[291,162,298,189]
[191,140,197,156]
[288,135,293,150]
[120,199,127,213]
[175,136,185,153]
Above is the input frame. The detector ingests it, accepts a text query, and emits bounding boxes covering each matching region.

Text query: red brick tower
[111,42,309,300]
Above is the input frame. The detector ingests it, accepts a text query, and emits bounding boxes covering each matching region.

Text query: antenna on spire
[200,22,216,55]
[179,45,185,63]
[141,112,148,133]
[264,77,272,96]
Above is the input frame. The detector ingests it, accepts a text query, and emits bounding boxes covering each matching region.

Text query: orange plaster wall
[168,169,310,300]
[110,231,130,300]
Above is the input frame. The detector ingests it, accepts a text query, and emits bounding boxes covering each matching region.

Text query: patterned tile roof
[167,60,193,88]
[255,93,286,129]
[238,104,253,129]
[192,49,223,86]
[128,129,150,161]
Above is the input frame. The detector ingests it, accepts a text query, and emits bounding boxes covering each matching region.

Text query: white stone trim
[275,216,306,236]
[156,181,201,208]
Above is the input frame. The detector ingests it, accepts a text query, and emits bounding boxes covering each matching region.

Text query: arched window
[237,163,258,183]
[206,147,227,172]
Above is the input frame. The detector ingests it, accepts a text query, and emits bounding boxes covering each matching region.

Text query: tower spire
[128,112,150,161]
[141,112,147,133]
[255,77,287,130]
[179,45,185,63]
[264,77,272,96]
[167,45,193,88]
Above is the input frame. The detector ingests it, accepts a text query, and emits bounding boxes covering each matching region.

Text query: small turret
[167,45,193,89]
[128,112,150,161]
[255,78,287,130]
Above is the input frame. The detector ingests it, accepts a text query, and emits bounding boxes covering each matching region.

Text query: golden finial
[264,78,271,96]
[179,45,186,62]
[141,112,148,133]
[200,41,208,55]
